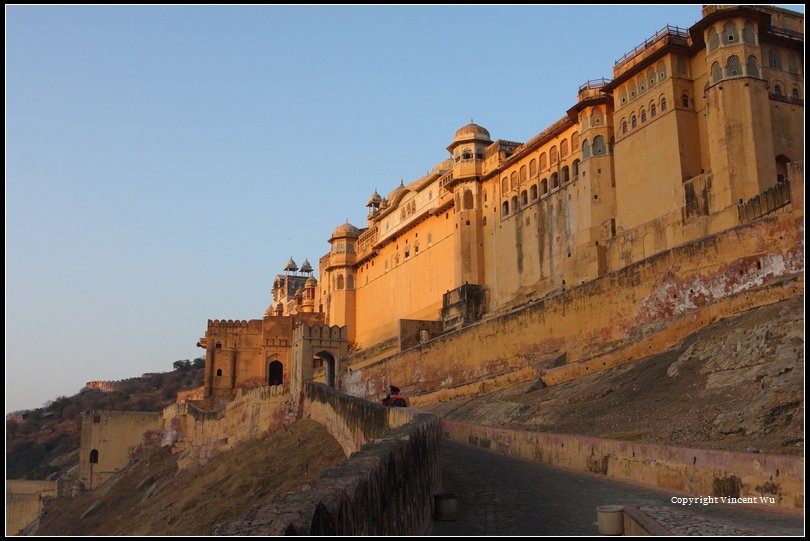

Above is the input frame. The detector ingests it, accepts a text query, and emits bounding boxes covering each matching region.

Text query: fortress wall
[443,420,804,511]
[78,410,163,490]
[218,383,442,536]
[5,480,58,535]
[175,385,204,403]
[162,384,290,469]
[343,213,803,403]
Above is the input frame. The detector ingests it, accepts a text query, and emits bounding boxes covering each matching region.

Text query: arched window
[501,177,508,194]
[768,48,782,69]
[722,21,738,43]
[541,179,549,195]
[502,201,509,217]
[657,61,666,80]
[560,139,569,158]
[631,115,637,129]
[529,159,537,178]
[511,195,519,213]
[530,184,538,200]
[621,120,627,134]
[550,146,558,164]
[661,96,668,111]
[742,22,756,44]
[520,190,528,206]
[647,67,657,87]
[619,88,627,105]
[551,173,559,189]
[681,94,689,108]
[337,275,344,289]
[640,109,647,123]
[787,54,799,74]
[628,81,637,99]
[792,87,801,98]
[707,27,720,52]
[519,165,527,184]
[573,159,580,178]
[582,140,591,159]
[510,171,518,190]
[773,83,783,96]
[561,166,570,183]
[592,135,606,155]
[347,274,354,289]
[571,132,579,150]
[676,56,688,76]
[89,449,99,464]
[746,56,760,78]
[539,152,547,170]
[637,74,646,94]
[725,55,742,77]
[463,189,474,210]
[711,61,723,84]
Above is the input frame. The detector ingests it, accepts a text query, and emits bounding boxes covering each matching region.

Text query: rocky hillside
[6,360,204,480]
[34,420,345,536]
[428,297,803,455]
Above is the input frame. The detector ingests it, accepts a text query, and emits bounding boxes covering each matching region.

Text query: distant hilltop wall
[83,378,144,393]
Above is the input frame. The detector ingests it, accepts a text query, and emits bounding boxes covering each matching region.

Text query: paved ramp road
[432,440,804,536]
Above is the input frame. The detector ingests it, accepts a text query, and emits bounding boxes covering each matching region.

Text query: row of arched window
[706,20,757,52]
[619,61,667,106]
[771,80,803,99]
[500,161,581,217]
[500,133,580,194]
[709,55,760,84]
[767,48,801,74]
[581,136,607,159]
[619,94,677,135]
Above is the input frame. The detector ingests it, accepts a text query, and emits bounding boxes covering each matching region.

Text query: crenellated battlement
[207,319,251,328]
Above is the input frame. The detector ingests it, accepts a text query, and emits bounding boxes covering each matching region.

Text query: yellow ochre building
[198,5,804,400]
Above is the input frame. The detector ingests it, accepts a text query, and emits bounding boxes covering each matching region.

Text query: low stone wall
[218,383,442,535]
[163,384,291,468]
[302,381,389,455]
[443,420,804,511]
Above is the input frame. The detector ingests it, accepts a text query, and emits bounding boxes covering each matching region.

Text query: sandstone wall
[78,410,163,490]
[218,383,442,535]
[443,420,804,511]
[343,213,804,403]
[162,384,290,469]
[5,480,58,535]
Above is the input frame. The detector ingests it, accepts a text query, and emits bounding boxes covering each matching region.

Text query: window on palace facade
[582,140,591,159]
[650,102,657,117]
[661,96,667,111]
[681,94,689,108]
[502,201,509,217]
[592,135,606,155]
[711,61,723,84]
[631,115,637,129]
[746,56,760,78]
[707,27,720,52]
[573,159,580,177]
[551,173,559,189]
[561,166,570,184]
[520,190,528,206]
[640,109,646,123]
[723,21,738,43]
[742,22,756,44]
[530,184,538,200]
[768,48,782,69]
[726,55,742,77]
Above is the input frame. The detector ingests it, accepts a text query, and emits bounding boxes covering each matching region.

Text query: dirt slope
[35,419,345,535]
[429,297,803,456]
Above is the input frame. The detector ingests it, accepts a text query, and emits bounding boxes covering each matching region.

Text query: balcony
[614,25,689,73]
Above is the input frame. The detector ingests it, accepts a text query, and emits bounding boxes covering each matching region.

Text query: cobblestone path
[431,440,803,536]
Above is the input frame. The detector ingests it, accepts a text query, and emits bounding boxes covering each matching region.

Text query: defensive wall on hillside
[5,480,58,535]
[217,382,442,535]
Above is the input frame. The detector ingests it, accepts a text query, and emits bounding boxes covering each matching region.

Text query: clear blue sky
[6,5,803,412]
